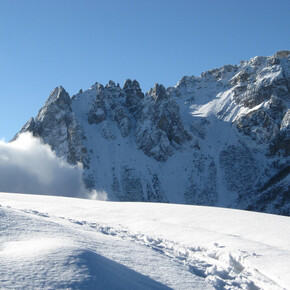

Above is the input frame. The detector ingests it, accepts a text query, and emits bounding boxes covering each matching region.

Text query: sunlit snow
[0,192,289,289]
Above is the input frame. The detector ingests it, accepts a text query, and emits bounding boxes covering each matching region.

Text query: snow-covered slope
[14,51,290,215]
[0,192,289,289]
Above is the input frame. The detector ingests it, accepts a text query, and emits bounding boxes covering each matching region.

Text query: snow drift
[0,133,106,199]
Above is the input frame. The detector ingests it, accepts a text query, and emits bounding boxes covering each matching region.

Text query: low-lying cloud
[0,133,106,200]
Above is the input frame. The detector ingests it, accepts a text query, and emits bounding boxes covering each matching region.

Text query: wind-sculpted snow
[15,209,275,289]
[0,197,212,289]
[15,51,290,215]
[0,208,172,289]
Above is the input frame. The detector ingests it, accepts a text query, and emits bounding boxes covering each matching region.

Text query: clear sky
[0,0,289,140]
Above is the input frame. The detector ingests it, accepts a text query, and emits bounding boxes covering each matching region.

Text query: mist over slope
[14,51,290,215]
[0,133,105,199]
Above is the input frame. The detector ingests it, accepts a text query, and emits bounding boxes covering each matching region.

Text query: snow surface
[0,192,289,289]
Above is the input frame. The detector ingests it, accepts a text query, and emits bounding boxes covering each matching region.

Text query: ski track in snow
[7,205,285,290]
[0,205,208,290]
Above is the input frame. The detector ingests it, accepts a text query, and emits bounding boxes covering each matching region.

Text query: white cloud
[0,133,106,200]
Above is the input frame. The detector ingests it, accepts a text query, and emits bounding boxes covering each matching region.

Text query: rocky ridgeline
[15,51,290,215]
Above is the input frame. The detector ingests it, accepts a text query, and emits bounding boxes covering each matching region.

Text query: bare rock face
[16,86,88,167]
[135,83,191,161]
[275,50,290,58]
[88,98,107,124]
[235,107,280,144]
[267,110,290,157]
[123,79,144,115]
[14,51,290,216]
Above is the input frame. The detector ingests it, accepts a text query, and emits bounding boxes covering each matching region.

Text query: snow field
[0,205,209,289]
[0,192,289,289]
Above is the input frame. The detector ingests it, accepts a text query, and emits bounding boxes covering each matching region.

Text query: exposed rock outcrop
[14,51,290,215]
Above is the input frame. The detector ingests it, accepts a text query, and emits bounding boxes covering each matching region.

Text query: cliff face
[15,51,290,215]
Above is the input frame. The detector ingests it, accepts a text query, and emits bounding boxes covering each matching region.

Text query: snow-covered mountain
[15,51,290,215]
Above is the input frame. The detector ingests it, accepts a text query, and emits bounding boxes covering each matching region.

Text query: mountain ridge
[15,51,290,215]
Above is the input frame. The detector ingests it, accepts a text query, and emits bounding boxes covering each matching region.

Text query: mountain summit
[15,51,290,215]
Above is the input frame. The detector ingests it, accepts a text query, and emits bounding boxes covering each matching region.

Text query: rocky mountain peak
[89,82,104,92]
[106,80,120,89]
[123,79,144,115]
[275,50,290,58]
[45,86,70,106]
[149,83,168,101]
[15,51,290,216]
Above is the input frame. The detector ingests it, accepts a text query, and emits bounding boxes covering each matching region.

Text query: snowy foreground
[0,193,289,289]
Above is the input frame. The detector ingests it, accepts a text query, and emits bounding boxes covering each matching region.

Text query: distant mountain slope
[15,51,290,215]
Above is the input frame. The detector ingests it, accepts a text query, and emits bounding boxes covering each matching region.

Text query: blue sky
[0,0,289,140]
